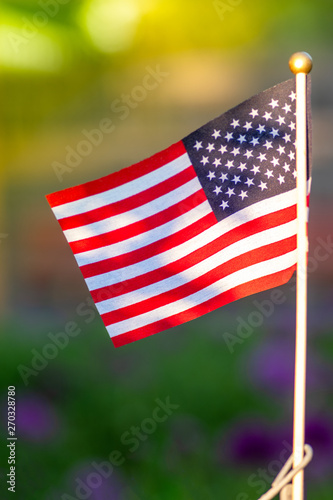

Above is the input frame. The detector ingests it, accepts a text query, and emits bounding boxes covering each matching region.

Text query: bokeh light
[80,0,141,54]
[0,24,63,73]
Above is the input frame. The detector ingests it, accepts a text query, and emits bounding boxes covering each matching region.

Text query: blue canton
[183,79,301,222]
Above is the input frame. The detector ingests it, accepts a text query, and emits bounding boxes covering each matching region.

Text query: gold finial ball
[289,52,313,74]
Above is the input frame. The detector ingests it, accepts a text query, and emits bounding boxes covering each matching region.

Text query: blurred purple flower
[305,415,333,479]
[244,335,333,397]
[277,414,333,481]
[66,462,124,500]
[267,306,295,334]
[16,393,60,442]
[217,418,281,467]
[245,338,295,395]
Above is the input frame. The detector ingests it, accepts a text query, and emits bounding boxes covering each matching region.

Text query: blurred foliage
[2,0,333,64]
[1,0,333,154]
[1,1,333,499]
[1,302,333,499]
[1,0,333,152]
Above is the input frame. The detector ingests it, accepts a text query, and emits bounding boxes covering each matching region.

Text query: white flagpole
[289,52,312,500]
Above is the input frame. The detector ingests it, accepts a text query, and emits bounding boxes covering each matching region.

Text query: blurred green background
[1,1,333,499]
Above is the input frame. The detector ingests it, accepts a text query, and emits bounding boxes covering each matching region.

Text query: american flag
[47,78,311,347]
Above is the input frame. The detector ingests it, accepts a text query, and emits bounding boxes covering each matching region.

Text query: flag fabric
[46,78,311,348]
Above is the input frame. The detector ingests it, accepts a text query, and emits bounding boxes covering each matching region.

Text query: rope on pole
[257,444,313,500]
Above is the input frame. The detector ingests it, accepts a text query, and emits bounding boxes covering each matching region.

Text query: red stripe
[101,236,296,326]
[59,166,196,231]
[46,141,186,208]
[111,265,296,347]
[90,204,297,300]
[80,203,216,278]
[71,190,204,254]
[69,177,202,254]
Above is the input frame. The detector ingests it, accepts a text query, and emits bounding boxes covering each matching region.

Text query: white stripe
[64,177,201,243]
[76,199,211,266]
[106,250,297,337]
[85,187,298,291]
[97,219,297,315]
[53,153,191,220]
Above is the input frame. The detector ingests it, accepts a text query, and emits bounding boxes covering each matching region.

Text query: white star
[250,137,260,146]
[239,190,248,200]
[257,152,267,162]
[263,112,272,121]
[231,147,240,156]
[213,158,222,168]
[245,177,255,187]
[194,141,203,150]
[212,129,221,139]
[200,156,209,165]
[225,132,233,142]
[226,187,235,197]
[277,145,285,155]
[271,157,280,167]
[276,116,286,126]
[225,159,234,170]
[293,170,297,178]
[244,150,253,159]
[251,165,260,175]
[214,185,222,195]
[289,91,296,101]
[220,200,229,210]
[243,121,252,131]
[219,145,228,154]
[283,162,290,172]
[257,124,266,133]
[237,134,247,144]
[288,122,296,131]
[232,175,241,185]
[270,128,280,138]
[207,171,216,180]
[288,151,295,161]
[237,162,247,172]
[250,108,259,118]
[283,103,292,113]
[269,98,279,108]
[259,181,268,191]
[220,173,228,182]
[278,174,285,184]
[231,119,240,128]
[283,133,291,143]
[265,169,274,179]
[264,140,273,150]
[207,143,215,152]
